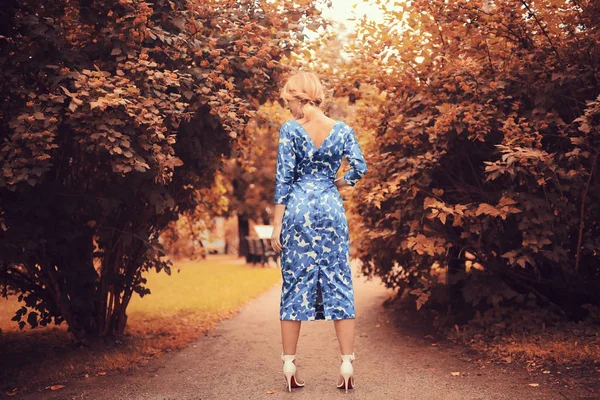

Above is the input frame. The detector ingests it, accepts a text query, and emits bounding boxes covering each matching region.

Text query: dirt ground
[13,261,596,400]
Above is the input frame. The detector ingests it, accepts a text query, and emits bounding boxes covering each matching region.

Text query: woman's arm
[341,126,368,187]
[271,123,296,253]
[271,204,286,253]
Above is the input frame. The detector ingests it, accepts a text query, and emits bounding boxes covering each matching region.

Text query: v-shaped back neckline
[294,119,340,151]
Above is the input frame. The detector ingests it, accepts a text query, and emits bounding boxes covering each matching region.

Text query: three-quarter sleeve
[342,126,368,186]
[274,123,296,205]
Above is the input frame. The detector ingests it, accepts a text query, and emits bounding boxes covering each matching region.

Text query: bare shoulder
[319,116,339,127]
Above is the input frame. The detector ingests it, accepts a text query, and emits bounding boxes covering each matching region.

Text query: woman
[270,71,368,393]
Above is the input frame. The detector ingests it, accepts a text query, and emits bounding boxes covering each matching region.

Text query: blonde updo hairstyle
[280,71,325,121]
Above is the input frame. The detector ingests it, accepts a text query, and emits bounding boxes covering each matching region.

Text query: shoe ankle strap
[340,353,355,361]
[281,352,296,362]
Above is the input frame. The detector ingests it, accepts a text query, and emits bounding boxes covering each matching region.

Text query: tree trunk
[238,213,250,260]
[51,231,99,343]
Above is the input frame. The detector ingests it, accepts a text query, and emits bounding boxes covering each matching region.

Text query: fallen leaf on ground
[97,371,107,376]
[265,388,277,394]
[451,371,461,376]
[528,383,539,387]
[50,385,65,391]
[5,389,18,396]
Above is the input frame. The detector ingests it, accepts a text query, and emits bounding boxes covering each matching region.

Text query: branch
[520,0,564,68]
[575,147,599,273]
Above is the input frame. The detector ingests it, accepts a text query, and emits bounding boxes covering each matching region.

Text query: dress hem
[279,316,356,321]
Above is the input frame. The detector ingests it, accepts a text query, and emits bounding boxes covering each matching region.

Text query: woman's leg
[281,320,302,354]
[280,320,305,385]
[333,318,355,354]
[334,318,356,387]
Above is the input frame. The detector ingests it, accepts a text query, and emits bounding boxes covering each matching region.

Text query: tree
[0,0,326,342]
[341,0,600,315]
[221,102,284,258]
[160,171,229,260]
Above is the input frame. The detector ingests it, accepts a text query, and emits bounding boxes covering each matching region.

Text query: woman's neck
[298,108,325,124]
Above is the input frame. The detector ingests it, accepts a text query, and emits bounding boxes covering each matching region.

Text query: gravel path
[17,261,575,400]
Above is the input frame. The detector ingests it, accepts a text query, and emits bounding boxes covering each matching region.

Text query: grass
[0,255,281,396]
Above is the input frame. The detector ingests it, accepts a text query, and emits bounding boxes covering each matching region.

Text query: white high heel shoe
[336,353,355,393]
[281,352,305,392]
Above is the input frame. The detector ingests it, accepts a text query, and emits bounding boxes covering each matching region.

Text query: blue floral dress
[274,119,368,321]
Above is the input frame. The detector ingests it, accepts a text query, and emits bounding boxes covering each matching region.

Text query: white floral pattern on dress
[274,119,367,321]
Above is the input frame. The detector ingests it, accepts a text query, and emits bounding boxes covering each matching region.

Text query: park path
[18,260,571,400]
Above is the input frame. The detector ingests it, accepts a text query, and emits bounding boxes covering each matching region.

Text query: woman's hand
[335,177,348,189]
[271,224,283,253]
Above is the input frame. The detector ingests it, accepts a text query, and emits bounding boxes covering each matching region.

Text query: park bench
[245,236,279,266]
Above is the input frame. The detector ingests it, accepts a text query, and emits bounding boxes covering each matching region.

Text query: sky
[321,0,385,31]
[306,0,387,41]
[302,1,421,66]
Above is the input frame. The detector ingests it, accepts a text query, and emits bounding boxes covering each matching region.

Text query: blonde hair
[280,71,325,120]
